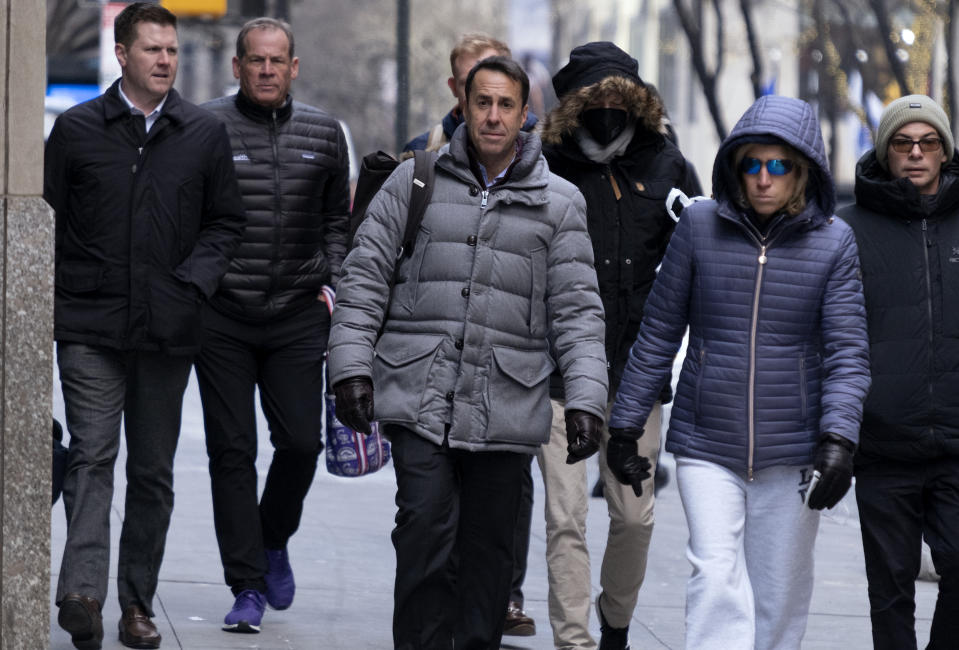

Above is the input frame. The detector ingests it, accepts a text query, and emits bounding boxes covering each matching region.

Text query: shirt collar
[118,81,168,132]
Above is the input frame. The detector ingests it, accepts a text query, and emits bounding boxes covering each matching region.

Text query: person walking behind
[837,94,959,650]
[44,3,245,648]
[196,17,350,634]
[536,41,698,650]
[608,94,871,650]
[328,56,608,650]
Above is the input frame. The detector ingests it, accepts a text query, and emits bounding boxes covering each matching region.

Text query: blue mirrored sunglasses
[739,157,795,176]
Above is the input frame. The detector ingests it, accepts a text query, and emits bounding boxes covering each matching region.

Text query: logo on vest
[233,153,250,162]
[951,246,959,263]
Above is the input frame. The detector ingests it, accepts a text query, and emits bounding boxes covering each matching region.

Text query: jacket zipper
[481,189,489,209]
[922,219,935,409]
[747,242,768,480]
[269,110,282,297]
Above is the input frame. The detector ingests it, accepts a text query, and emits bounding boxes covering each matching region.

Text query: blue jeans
[56,343,192,616]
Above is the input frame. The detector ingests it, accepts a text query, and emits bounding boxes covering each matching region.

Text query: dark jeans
[510,457,533,605]
[195,302,329,594]
[388,425,528,650]
[856,456,959,650]
[56,343,192,616]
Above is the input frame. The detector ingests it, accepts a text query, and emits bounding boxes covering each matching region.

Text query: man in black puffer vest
[838,94,959,650]
[197,17,350,634]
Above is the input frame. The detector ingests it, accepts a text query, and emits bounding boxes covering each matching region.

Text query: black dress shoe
[58,593,103,650]
[118,605,161,649]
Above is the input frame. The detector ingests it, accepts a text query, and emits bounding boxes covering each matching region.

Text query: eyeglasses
[889,137,943,154]
[739,157,795,176]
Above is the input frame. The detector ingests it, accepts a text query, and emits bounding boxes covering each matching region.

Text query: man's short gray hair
[236,17,295,59]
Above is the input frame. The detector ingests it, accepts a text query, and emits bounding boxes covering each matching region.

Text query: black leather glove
[606,428,652,497]
[333,377,374,435]
[565,410,603,464]
[806,432,856,510]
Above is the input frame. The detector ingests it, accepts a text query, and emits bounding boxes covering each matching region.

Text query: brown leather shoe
[58,593,103,650]
[118,605,161,649]
[503,600,536,636]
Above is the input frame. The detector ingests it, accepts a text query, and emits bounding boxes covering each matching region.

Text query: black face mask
[581,108,629,145]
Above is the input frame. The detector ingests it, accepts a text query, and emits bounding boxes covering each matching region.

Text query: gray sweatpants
[676,456,820,650]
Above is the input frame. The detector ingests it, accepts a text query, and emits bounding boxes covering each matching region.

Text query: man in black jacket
[536,42,699,650]
[44,4,245,649]
[838,95,959,650]
[196,17,350,634]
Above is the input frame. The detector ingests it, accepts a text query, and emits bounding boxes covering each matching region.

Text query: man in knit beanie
[535,41,699,650]
[838,94,959,649]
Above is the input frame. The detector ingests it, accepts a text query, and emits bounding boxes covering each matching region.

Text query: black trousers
[195,302,329,594]
[856,456,959,650]
[510,457,533,605]
[388,425,528,650]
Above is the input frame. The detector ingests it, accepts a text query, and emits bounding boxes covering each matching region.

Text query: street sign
[161,0,227,17]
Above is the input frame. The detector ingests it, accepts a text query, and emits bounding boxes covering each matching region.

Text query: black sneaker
[596,594,630,650]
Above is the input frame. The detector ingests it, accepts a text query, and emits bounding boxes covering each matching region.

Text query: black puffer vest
[202,92,350,322]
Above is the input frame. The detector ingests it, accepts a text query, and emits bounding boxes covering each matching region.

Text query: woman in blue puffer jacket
[606,95,871,649]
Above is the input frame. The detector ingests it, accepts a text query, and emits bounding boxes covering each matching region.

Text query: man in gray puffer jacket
[328,57,607,650]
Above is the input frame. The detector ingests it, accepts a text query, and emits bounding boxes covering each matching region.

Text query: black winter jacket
[45,81,246,354]
[838,151,959,463]
[202,92,350,322]
[540,76,693,394]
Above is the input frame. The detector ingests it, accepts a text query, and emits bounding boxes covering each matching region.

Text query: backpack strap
[399,149,438,258]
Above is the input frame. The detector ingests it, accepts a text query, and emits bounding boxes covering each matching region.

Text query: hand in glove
[333,377,375,435]
[606,428,652,497]
[565,410,603,464]
[806,432,856,510]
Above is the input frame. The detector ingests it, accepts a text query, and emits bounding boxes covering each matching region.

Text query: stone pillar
[0,0,54,648]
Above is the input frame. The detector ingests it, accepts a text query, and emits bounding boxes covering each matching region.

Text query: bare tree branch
[868,0,912,95]
[672,0,727,141]
[948,0,956,130]
[739,0,763,99]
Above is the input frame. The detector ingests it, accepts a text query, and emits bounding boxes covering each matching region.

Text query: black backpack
[349,149,437,260]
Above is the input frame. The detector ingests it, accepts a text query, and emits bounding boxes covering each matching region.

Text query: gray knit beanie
[875,94,954,170]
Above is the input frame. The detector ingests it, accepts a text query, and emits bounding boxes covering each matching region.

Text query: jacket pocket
[799,355,808,419]
[176,178,202,261]
[529,247,547,336]
[57,260,104,293]
[486,346,556,444]
[393,227,431,314]
[373,332,444,423]
[149,273,202,348]
[693,346,707,420]
[71,168,100,239]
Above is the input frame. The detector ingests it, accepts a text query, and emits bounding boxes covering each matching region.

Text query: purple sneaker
[222,589,265,633]
[265,548,295,610]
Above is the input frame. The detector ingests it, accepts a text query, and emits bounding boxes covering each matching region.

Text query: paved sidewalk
[50,371,938,649]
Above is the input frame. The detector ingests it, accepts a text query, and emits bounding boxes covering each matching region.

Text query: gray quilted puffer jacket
[609,95,871,476]
[328,125,608,453]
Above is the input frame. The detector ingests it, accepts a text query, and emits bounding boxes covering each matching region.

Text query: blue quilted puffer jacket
[609,95,871,476]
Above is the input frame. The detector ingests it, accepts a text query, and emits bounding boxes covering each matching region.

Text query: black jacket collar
[234,90,293,124]
[103,78,184,126]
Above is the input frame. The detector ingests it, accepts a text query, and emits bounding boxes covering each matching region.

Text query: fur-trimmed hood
[540,76,668,145]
